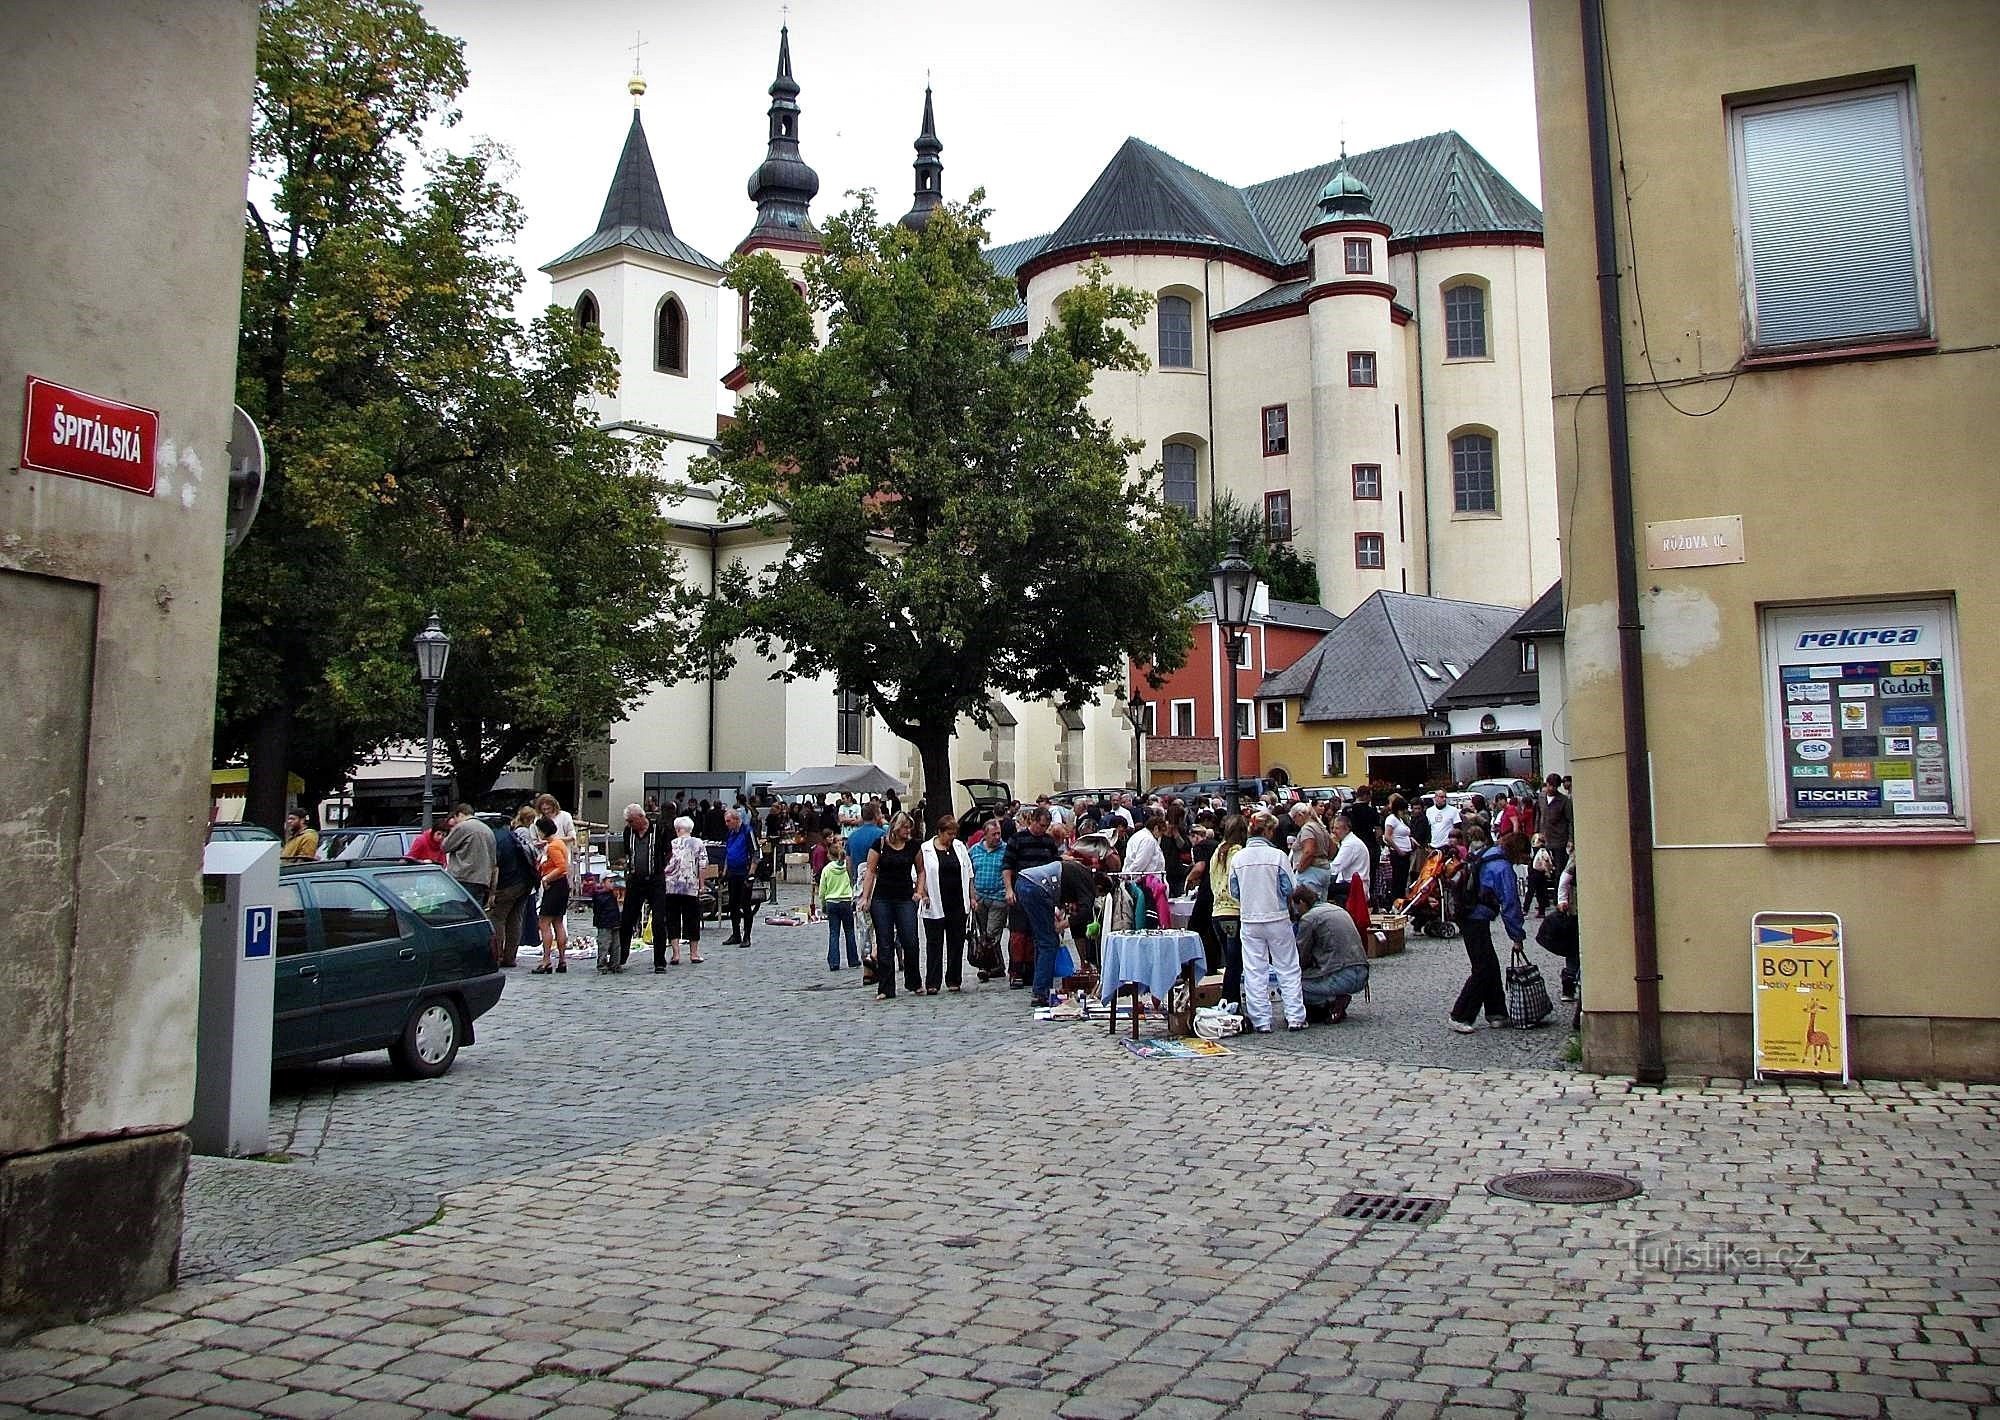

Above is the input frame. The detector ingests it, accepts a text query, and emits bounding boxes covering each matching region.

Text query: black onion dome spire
[898,85,944,230]
[743,25,821,246]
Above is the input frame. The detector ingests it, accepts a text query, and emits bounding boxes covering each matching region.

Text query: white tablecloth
[1098,929,1206,1003]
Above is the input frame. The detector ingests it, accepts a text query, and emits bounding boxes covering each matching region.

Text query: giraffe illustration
[1803,1000,1833,1067]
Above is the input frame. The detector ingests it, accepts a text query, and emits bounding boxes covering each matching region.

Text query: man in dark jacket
[618,803,670,971]
[1538,774,1573,876]
[490,815,536,968]
[1001,807,1061,989]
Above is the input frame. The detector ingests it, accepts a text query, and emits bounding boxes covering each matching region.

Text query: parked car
[208,822,280,843]
[274,860,505,1078]
[1454,777,1535,809]
[318,825,423,862]
[957,779,1011,837]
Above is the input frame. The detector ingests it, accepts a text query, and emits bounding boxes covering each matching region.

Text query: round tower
[1303,150,1404,612]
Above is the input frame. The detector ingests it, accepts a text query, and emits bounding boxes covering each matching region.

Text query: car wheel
[390,996,463,1079]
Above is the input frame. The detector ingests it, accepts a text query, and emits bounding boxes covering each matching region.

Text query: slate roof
[989,131,1538,287]
[1180,592,1341,633]
[1214,278,1309,321]
[1253,591,1522,721]
[544,111,723,273]
[1433,582,1561,709]
[984,234,1046,330]
[1511,577,1566,638]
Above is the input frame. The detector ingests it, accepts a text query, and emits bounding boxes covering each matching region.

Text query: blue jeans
[824,900,858,968]
[870,897,920,996]
[1019,875,1064,1003]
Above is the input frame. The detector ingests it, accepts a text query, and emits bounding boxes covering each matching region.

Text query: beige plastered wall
[1529,0,2000,1073]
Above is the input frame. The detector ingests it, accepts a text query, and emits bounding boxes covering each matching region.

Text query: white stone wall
[548,250,721,438]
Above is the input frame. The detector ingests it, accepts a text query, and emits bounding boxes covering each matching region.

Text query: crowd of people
[286,774,1577,1041]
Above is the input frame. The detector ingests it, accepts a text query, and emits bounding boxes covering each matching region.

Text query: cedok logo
[1793,627,1922,651]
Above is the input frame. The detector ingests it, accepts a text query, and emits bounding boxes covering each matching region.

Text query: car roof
[280,858,441,876]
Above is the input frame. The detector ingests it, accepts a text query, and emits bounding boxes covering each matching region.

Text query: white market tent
[767,764,908,797]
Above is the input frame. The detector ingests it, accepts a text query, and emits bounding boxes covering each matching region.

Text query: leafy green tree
[699,197,1194,822]
[1172,493,1320,606]
[223,0,693,818]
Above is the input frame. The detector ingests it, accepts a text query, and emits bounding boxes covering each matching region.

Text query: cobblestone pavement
[180,1160,440,1286]
[4,911,1995,1417]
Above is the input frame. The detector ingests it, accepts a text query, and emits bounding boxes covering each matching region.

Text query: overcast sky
[423,0,1544,350]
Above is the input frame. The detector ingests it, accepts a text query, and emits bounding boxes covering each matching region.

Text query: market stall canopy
[769,764,908,797]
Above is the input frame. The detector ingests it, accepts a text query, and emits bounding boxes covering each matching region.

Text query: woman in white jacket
[917,813,978,994]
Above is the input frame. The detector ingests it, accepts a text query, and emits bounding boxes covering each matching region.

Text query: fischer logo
[1793,627,1921,650]
[1797,788,1878,805]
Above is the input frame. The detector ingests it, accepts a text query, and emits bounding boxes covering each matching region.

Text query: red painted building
[1131,595,1340,787]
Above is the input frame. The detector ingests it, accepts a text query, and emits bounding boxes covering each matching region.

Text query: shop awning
[768,763,908,797]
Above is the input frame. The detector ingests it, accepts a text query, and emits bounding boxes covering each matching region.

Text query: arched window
[655,295,687,375]
[1162,441,1198,514]
[1158,294,1193,368]
[1443,282,1488,358]
[574,290,599,333]
[1450,430,1497,513]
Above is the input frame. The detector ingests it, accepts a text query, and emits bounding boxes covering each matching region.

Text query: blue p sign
[244,905,273,959]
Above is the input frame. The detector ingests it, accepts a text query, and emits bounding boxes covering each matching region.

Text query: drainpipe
[1203,258,1217,510]
[1581,0,1665,1084]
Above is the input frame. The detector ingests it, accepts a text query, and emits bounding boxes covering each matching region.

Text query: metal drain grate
[1486,1169,1642,1205]
[1335,1192,1448,1226]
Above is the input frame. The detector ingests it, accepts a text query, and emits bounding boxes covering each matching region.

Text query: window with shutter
[1731,81,1928,352]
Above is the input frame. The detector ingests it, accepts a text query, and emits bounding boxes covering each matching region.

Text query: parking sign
[244,905,273,959]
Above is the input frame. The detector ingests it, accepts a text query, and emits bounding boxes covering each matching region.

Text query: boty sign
[1750,912,1847,1082]
[18,375,158,495]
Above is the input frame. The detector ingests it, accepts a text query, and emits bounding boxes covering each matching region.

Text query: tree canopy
[699,195,1194,820]
[222,0,694,820]
[1172,493,1320,607]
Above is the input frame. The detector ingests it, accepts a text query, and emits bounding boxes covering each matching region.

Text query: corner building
[1530,0,1998,1078]
[999,134,1560,615]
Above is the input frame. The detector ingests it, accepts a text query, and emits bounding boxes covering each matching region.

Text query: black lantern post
[412,610,452,830]
[1124,690,1148,795]
[1207,539,1262,817]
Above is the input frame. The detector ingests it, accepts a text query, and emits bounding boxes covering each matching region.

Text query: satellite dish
[225,405,265,554]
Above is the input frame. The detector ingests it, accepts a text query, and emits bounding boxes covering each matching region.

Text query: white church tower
[540,68,723,485]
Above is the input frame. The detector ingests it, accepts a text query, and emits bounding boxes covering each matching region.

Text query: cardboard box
[1193,973,1225,1007]
[1368,925,1406,958]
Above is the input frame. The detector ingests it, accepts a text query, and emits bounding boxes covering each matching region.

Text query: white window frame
[1760,596,1968,836]
[1141,703,1157,736]
[1729,79,1930,355]
[1170,699,1196,738]
[1262,700,1287,734]
[1233,632,1254,670]
[1323,739,1346,778]
[1235,700,1256,741]
[1520,639,1538,674]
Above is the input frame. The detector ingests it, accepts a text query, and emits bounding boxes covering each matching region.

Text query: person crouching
[1291,884,1369,1024]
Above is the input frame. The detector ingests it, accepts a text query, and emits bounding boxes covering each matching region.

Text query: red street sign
[19,376,158,496]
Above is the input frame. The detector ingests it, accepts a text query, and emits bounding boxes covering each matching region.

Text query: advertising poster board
[1751,912,1848,1082]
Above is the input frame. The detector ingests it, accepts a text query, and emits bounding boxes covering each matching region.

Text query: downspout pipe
[707,526,720,774]
[1580,0,1665,1084]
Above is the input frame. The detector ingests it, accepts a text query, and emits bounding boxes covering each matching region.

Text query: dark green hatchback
[274,861,505,1077]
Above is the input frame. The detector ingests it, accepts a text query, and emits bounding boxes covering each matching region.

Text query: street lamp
[1208,538,1262,818]
[1124,690,1148,795]
[412,610,452,830]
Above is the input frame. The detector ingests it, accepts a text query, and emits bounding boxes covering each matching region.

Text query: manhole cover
[1335,1192,1448,1226]
[1486,1169,1642,1204]
[941,1236,977,1248]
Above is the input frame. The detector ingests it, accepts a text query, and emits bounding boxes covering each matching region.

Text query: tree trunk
[912,724,955,836]
[245,702,293,832]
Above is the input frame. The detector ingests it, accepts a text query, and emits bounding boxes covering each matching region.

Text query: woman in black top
[859,812,925,1000]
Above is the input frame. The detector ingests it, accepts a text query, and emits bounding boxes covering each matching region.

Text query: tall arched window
[574,290,600,333]
[1162,441,1198,514]
[655,295,687,375]
[1158,294,1193,368]
[1443,282,1488,358]
[1450,430,1497,513]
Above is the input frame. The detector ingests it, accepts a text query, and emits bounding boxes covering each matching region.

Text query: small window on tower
[575,290,600,333]
[1344,238,1372,275]
[655,296,687,375]
[1348,351,1377,387]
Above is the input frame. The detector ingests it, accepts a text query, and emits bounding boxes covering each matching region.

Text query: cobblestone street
[2,914,1995,1417]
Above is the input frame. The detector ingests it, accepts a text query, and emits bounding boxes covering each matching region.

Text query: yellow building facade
[1529,0,1999,1078]
[1258,714,1428,793]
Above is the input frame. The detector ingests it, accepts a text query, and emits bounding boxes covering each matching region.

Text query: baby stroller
[1399,851,1461,938]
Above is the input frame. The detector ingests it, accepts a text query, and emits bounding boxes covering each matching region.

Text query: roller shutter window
[1732,83,1927,351]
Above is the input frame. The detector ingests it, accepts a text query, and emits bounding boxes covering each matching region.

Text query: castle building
[545,29,1561,812]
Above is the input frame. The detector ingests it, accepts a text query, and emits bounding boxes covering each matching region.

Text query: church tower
[540,67,723,469]
[898,87,943,230]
